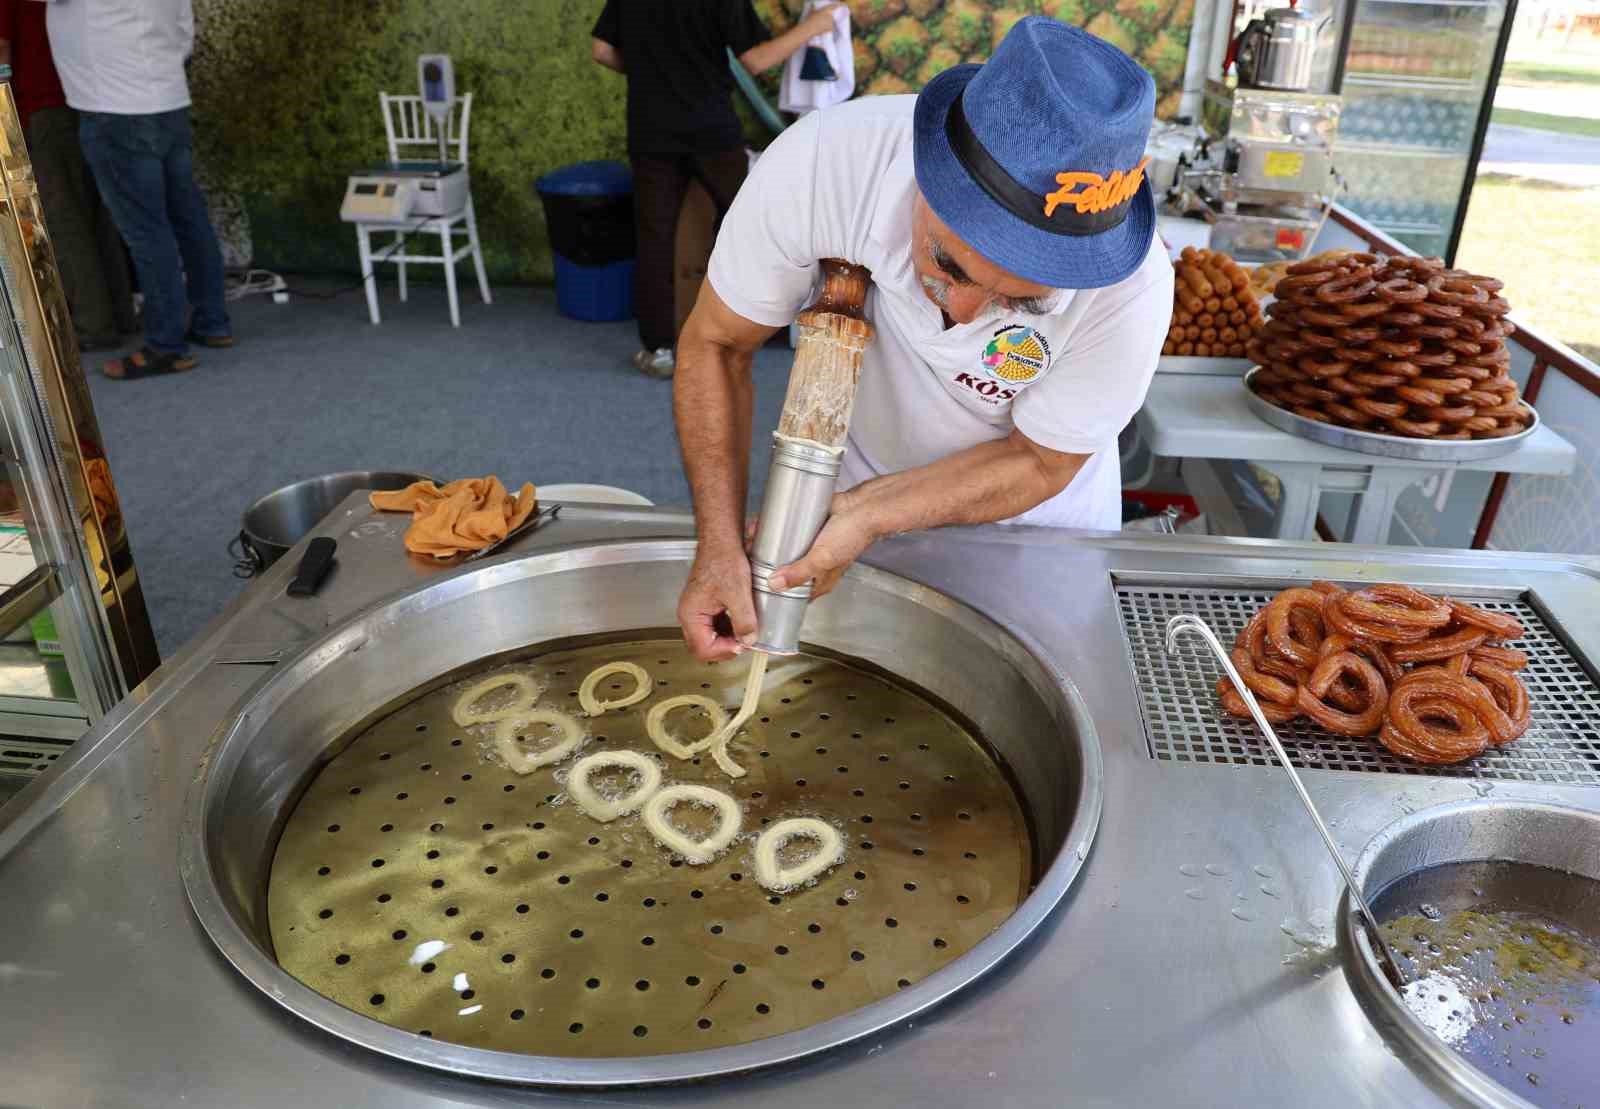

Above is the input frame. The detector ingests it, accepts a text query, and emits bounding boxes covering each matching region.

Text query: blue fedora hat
[913,17,1156,290]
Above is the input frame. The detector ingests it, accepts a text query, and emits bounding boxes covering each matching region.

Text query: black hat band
[944,87,1142,238]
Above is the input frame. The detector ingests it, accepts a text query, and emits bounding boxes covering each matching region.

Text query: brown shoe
[186,329,234,348]
[103,347,198,380]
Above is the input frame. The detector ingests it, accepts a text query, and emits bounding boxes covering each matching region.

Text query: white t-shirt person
[708,95,1172,530]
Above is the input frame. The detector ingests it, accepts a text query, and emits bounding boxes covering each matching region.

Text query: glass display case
[0,86,158,801]
[1335,0,1512,258]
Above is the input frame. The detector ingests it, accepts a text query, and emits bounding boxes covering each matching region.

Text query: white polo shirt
[708,96,1173,530]
[46,0,193,115]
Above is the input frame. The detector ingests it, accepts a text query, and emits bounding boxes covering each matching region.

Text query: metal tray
[1156,355,1252,377]
[1243,366,1540,462]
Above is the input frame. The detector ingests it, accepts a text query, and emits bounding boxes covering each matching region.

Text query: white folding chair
[355,91,492,327]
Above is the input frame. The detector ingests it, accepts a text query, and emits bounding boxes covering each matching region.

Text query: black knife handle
[288,537,337,597]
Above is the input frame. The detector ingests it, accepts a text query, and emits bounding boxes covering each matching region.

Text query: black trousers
[628,148,747,351]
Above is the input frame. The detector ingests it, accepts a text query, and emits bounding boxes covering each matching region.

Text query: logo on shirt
[980,324,1051,384]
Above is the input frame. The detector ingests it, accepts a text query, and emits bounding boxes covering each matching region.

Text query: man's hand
[679,542,759,662]
[766,494,876,602]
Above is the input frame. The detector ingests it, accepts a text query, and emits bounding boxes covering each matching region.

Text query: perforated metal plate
[1117,584,1600,784]
[268,637,1032,1057]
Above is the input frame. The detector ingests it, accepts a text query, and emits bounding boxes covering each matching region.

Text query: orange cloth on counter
[369,477,537,559]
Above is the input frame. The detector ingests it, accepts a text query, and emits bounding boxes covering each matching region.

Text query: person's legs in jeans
[628,152,690,354]
[27,106,126,344]
[160,109,230,340]
[78,111,190,356]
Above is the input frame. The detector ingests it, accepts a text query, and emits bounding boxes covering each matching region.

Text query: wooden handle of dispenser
[805,258,872,322]
[778,259,874,450]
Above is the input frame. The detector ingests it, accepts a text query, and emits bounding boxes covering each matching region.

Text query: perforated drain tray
[1116,581,1600,785]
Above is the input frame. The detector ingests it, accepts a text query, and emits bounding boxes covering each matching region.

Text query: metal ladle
[1165,614,1408,989]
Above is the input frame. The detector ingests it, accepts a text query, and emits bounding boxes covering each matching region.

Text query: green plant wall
[189,0,1192,284]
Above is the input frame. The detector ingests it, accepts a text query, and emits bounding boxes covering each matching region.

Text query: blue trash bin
[535,160,635,323]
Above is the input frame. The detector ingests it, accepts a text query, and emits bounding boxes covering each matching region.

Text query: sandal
[185,329,234,349]
[103,347,197,380]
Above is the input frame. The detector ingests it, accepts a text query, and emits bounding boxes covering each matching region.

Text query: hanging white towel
[778,2,854,115]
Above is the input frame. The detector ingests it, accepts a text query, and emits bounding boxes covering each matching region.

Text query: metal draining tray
[1117,582,1600,784]
[268,637,1032,1058]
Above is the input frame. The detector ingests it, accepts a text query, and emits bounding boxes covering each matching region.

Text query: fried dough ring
[1471,644,1527,671]
[1296,651,1387,736]
[1445,599,1524,640]
[567,750,662,822]
[1341,585,1452,633]
[452,672,542,726]
[1323,590,1432,644]
[1390,668,1516,748]
[1319,632,1401,687]
[577,662,652,716]
[1266,588,1328,668]
[1378,702,1488,765]
[753,818,845,892]
[1467,660,1531,743]
[1218,678,1301,723]
[645,695,728,760]
[494,709,585,775]
[1388,627,1489,663]
[642,784,742,864]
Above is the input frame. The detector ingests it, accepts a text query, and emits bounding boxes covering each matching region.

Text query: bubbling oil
[1376,860,1600,1108]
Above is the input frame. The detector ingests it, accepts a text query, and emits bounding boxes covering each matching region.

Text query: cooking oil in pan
[1376,860,1600,1107]
[267,637,1033,1057]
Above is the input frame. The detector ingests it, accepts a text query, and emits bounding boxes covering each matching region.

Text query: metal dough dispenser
[749,259,873,655]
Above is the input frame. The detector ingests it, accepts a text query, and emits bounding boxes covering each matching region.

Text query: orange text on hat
[1043,157,1150,219]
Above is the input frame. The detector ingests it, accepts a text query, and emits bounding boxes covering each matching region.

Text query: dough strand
[702,651,769,780]
[641,784,742,864]
[567,750,662,822]
[577,661,652,716]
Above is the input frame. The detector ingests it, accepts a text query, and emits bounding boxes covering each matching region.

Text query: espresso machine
[1170,4,1343,261]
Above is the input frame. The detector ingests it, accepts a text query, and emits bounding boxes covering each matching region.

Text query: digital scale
[339,54,470,225]
[340,161,469,223]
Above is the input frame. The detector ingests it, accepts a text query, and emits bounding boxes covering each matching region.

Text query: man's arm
[737,4,837,74]
[674,282,781,661]
[766,429,1088,595]
[590,37,624,73]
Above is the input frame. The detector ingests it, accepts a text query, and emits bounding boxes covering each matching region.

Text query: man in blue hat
[672,17,1174,661]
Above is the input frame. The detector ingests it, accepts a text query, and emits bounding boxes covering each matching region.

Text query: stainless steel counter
[3,496,1598,1108]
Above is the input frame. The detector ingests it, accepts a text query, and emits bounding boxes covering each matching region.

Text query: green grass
[1456,175,1600,365]
[1500,59,1600,88]
[1490,107,1600,138]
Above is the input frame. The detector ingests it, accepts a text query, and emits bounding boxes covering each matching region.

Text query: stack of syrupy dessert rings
[1245,252,1533,449]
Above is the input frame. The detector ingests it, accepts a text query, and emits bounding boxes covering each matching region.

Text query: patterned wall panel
[188,0,1195,282]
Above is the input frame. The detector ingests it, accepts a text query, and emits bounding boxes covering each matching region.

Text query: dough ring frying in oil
[566,749,662,823]
[642,784,742,865]
[754,818,845,891]
[493,708,584,775]
[645,695,728,760]
[577,661,652,716]
[451,672,541,727]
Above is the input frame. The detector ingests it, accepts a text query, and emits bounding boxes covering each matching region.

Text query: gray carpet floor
[84,280,790,657]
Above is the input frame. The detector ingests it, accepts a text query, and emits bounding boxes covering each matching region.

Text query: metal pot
[1234,6,1331,92]
[180,541,1103,1085]
[234,470,430,575]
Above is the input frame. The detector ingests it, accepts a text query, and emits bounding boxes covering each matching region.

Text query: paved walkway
[1480,123,1600,186]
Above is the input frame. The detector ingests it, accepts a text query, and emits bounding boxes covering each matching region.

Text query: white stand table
[1135,374,1577,544]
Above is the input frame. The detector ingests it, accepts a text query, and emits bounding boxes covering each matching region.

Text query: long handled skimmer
[1165,614,1407,989]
